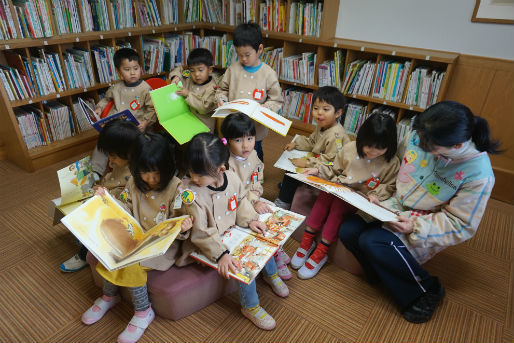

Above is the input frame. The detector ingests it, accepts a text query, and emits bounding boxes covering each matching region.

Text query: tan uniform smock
[228,150,264,204]
[100,164,131,199]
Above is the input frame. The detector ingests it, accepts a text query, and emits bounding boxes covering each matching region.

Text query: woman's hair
[220,112,256,139]
[356,111,398,162]
[130,132,176,192]
[97,119,140,160]
[185,133,229,177]
[413,101,500,154]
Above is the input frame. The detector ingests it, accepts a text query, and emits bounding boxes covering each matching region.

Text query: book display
[0,0,457,172]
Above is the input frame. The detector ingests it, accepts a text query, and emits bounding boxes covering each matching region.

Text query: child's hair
[97,119,140,160]
[113,48,140,69]
[185,133,229,177]
[220,112,256,139]
[130,132,176,192]
[414,101,500,154]
[233,22,262,51]
[187,48,214,67]
[356,111,397,162]
[312,86,346,118]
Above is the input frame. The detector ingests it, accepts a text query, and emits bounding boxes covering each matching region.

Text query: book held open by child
[78,97,139,132]
[190,206,305,284]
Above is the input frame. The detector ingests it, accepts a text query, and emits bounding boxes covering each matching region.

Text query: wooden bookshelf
[0,0,459,171]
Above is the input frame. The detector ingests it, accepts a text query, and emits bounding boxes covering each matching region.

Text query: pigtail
[472,116,501,154]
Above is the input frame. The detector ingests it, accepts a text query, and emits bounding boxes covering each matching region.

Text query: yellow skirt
[96,263,151,288]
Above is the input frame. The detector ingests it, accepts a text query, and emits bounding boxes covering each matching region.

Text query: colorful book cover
[190,206,305,284]
[78,97,139,132]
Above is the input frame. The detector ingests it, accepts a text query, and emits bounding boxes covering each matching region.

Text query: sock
[101,295,115,302]
[305,241,330,269]
[296,231,316,258]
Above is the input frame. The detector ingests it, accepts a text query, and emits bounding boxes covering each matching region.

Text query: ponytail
[472,116,501,154]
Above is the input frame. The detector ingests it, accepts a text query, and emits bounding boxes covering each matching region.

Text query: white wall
[336,0,514,60]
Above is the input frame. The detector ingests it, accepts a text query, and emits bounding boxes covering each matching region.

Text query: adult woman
[339,101,500,323]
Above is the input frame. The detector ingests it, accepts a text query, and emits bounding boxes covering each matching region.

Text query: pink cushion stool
[86,253,238,320]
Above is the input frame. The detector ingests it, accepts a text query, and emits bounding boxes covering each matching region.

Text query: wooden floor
[0,132,512,343]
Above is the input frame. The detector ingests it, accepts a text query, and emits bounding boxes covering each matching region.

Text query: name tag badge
[366,176,380,190]
[173,194,182,209]
[181,189,195,205]
[251,171,259,184]
[252,88,264,101]
[228,196,238,211]
[130,99,140,111]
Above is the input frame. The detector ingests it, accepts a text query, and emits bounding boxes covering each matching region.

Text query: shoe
[241,305,276,330]
[298,255,328,279]
[276,261,292,280]
[263,273,289,297]
[275,247,291,265]
[60,254,87,272]
[273,198,291,210]
[118,307,155,343]
[290,241,316,270]
[82,296,121,325]
[402,278,445,324]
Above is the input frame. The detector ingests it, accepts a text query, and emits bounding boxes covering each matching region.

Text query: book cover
[61,192,189,271]
[213,99,292,136]
[190,206,305,284]
[78,97,139,132]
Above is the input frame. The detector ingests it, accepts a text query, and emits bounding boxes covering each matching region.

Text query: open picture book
[287,173,399,222]
[61,192,189,271]
[212,99,292,136]
[79,97,139,132]
[190,206,305,284]
[150,82,210,144]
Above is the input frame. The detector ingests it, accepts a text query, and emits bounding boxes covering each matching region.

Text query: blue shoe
[60,254,87,272]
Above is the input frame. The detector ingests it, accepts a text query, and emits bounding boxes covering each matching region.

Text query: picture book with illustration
[213,99,292,136]
[287,173,398,222]
[61,192,189,271]
[79,98,139,132]
[190,206,305,284]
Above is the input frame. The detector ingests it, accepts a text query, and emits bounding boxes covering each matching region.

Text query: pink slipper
[82,296,120,325]
[117,307,155,343]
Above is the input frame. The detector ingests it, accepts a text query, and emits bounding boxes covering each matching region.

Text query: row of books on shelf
[52,0,82,35]
[397,116,415,143]
[318,50,344,88]
[404,68,445,109]
[288,1,322,37]
[342,60,375,96]
[372,60,411,102]
[0,0,18,39]
[259,0,285,32]
[261,47,281,76]
[280,52,316,85]
[14,0,54,38]
[281,87,312,123]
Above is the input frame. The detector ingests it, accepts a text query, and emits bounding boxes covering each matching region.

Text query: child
[59,119,140,272]
[216,23,283,161]
[292,112,400,279]
[82,132,193,343]
[274,86,351,210]
[220,112,292,280]
[168,48,218,132]
[92,48,156,178]
[176,133,288,330]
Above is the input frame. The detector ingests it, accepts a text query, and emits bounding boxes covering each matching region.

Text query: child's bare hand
[368,194,380,204]
[253,201,273,214]
[138,120,149,132]
[94,107,102,116]
[249,220,267,235]
[302,168,319,176]
[218,254,238,279]
[284,142,296,151]
[290,158,307,167]
[170,75,180,84]
[386,217,414,234]
[95,187,107,196]
[175,88,189,97]
[180,216,194,232]
[218,100,226,107]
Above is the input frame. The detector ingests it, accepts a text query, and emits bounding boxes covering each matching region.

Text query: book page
[211,99,260,118]
[250,105,292,136]
[273,150,315,173]
[57,156,96,205]
[93,110,139,132]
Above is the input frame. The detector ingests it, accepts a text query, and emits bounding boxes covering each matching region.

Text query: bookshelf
[0,0,458,172]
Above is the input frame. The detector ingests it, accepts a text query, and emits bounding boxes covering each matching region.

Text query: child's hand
[180,216,194,232]
[284,142,296,151]
[170,75,180,84]
[94,107,102,116]
[386,217,414,234]
[302,168,319,176]
[368,194,380,204]
[175,88,189,97]
[138,120,149,132]
[249,220,267,235]
[290,157,307,168]
[218,99,226,107]
[95,187,107,196]
[253,201,273,214]
[218,254,238,279]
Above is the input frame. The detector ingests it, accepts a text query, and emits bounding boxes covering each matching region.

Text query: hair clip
[221,137,228,145]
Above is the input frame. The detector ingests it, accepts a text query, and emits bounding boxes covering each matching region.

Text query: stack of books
[162,0,178,24]
[72,97,96,132]
[0,0,19,39]
[199,35,225,66]
[372,60,411,102]
[229,0,258,25]
[164,34,183,70]
[262,47,282,76]
[342,102,368,135]
[63,48,95,89]
[143,37,165,74]
[13,0,54,38]
[200,0,226,24]
[0,65,33,101]
[318,50,344,88]
[259,0,285,32]
[91,46,118,83]
[288,1,322,37]
[184,0,200,22]
[404,67,445,109]
[51,0,82,34]
[135,0,161,27]
[81,0,110,31]
[182,31,201,63]
[342,59,375,96]
[281,52,316,85]
[281,88,313,123]
[110,0,134,29]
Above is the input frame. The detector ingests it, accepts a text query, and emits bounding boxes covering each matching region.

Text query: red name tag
[228,196,238,211]
[366,176,380,190]
[251,171,259,184]
[252,89,264,101]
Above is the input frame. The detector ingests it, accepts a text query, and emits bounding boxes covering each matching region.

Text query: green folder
[150,83,210,144]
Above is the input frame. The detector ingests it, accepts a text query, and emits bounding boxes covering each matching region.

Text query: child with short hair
[59,119,140,272]
[176,133,288,330]
[216,23,283,161]
[82,132,193,343]
[274,86,351,210]
[292,112,400,279]
[168,47,218,132]
[92,48,156,178]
